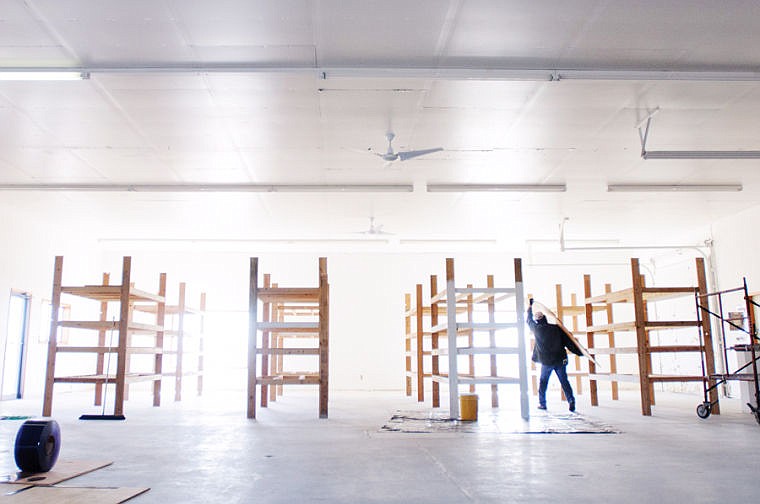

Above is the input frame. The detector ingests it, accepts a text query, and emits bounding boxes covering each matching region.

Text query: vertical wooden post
[175,282,186,402]
[556,285,567,400]
[584,275,599,407]
[415,284,424,402]
[466,284,475,393]
[153,272,166,407]
[527,291,538,396]
[569,291,583,394]
[404,293,412,397]
[605,284,619,400]
[274,295,283,399]
[696,257,720,414]
[95,272,110,406]
[445,258,459,418]
[631,258,652,416]
[318,257,329,419]
[640,275,656,406]
[260,274,271,408]
[247,257,258,419]
[487,275,498,407]
[430,275,440,408]
[42,256,64,417]
[114,257,132,417]
[514,258,529,420]
[198,292,206,396]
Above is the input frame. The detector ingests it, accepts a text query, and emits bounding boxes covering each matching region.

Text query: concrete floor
[0,387,758,503]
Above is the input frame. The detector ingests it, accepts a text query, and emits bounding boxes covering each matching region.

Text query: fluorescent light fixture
[0,71,89,81]
[0,183,413,193]
[607,184,743,192]
[427,183,566,192]
[643,150,760,160]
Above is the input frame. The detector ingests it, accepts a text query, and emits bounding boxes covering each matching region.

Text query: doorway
[2,291,30,400]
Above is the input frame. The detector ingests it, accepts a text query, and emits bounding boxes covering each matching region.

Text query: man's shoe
[537,405,547,410]
[569,401,576,412]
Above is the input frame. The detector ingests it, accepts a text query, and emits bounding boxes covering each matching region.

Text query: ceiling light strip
[607,184,743,192]
[0,71,89,81]
[0,183,414,193]
[4,66,760,82]
[427,184,566,192]
[643,150,760,160]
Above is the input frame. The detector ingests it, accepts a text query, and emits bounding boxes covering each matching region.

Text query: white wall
[0,199,726,406]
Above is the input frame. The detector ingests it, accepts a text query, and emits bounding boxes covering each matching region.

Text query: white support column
[445,258,459,419]
[514,258,530,420]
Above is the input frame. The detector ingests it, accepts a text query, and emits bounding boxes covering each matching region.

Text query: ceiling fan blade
[397,147,443,161]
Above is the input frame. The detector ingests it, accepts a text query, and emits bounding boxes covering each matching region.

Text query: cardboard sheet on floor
[1,460,113,486]
[381,410,619,434]
[0,485,31,496]
[0,485,148,503]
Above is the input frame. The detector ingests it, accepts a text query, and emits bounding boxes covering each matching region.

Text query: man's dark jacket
[527,306,583,366]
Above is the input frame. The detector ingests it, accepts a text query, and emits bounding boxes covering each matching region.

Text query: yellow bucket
[459,393,478,421]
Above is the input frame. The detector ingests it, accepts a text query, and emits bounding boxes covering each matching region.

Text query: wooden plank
[605,283,619,400]
[584,274,599,406]
[696,256,720,414]
[585,288,634,305]
[430,275,440,408]
[256,322,319,332]
[258,348,319,355]
[458,376,521,385]
[415,284,424,402]
[641,287,697,301]
[631,258,652,416]
[649,375,709,382]
[586,321,636,333]
[258,375,321,385]
[153,273,166,407]
[588,372,640,383]
[318,257,329,419]
[404,293,412,397]
[94,272,110,407]
[649,345,704,353]
[0,486,149,503]
[587,347,638,355]
[60,285,164,303]
[466,284,475,394]
[56,346,162,354]
[197,292,206,396]
[54,373,161,384]
[488,275,498,407]
[113,257,131,418]
[445,258,460,419]
[42,256,63,417]
[257,287,320,302]
[247,258,258,419]
[3,460,112,486]
[456,347,521,355]
[260,275,271,408]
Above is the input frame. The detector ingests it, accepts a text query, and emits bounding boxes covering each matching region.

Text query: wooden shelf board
[257,288,320,302]
[61,285,164,303]
[53,373,161,384]
[648,375,707,382]
[257,348,320,355]
[256,375,321,385]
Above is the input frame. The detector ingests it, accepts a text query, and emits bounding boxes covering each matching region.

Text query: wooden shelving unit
[584,257,719,416]
[247,257,329,419]
[404,284,429,402]
[42,256,166,418]
[428,258,529,420]
[162,283,206,401]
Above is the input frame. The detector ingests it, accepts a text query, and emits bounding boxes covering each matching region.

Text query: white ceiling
[2,0,760,250]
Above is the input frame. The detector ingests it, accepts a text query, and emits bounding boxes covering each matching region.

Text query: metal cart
[694,280,760,425]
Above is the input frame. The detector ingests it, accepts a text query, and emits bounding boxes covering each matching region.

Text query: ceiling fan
[355,216,394,235]
[369,132,443,164]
